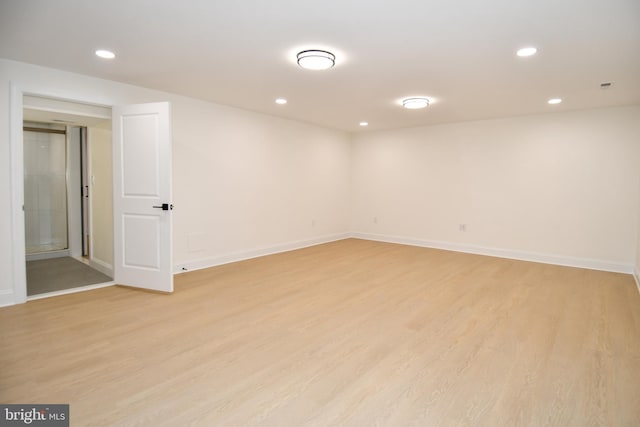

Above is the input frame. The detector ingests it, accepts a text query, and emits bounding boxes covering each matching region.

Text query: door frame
[9,84,116,304]
[80,127,90,257]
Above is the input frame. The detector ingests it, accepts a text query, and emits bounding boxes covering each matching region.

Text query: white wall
[351,106,640,272]
[636,170,640,282]
[0,58,351,305]
[172,103,352,271]
[1,58,638,307]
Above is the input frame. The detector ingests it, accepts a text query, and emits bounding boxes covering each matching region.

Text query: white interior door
[113,102,173,292]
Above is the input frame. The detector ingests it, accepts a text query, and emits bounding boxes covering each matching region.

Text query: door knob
[152,203,173,211]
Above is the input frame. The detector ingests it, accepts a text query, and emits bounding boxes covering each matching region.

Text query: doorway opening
[23,95,114,298]
[9,88,174,304]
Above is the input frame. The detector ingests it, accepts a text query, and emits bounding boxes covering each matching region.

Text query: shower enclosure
[23,123,69,255]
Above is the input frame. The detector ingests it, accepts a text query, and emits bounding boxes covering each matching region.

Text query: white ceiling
[1,0,639,132]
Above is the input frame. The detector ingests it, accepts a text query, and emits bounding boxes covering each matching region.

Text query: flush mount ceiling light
[548,98,562,104]
[516,47,537,57]
[275,98,287,105]
[297,50,335,70]
[359,122,368,126]
[402,97,430,109]
[95,49,115,59]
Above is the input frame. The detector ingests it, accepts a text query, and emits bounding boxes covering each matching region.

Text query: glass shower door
[23,124,68,254]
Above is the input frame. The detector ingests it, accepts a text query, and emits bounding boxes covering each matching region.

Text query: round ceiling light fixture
[402,97,430,109]
[95,49,115,59]
[547,98,562,105]
[275,98,287,105]
[297,50,335,70]
[516,47,537,57]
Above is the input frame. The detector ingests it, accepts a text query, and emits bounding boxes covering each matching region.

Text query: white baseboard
[351,232,634,274]
[0,289,15,308]
[174,232,351,273]
[5,232,635,306]
[89,258,114,278]
[175,231,634,276]
[26,250,70,261]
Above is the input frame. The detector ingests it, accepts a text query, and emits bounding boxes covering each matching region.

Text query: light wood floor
[1,239,639,426]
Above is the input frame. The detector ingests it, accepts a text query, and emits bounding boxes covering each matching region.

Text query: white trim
[26,250,70,261]
[10,83,27,304]
[9,83,115,306]
[89,258,114,278]
[4,233,637,305]
[0,289,16,308]
[27,281,115,301]
[23,94,111,119]
[351,232,634,274]
[175,232,350,273]
[87,126,96,269]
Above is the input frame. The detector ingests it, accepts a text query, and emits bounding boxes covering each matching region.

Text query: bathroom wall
[88,125,113,273]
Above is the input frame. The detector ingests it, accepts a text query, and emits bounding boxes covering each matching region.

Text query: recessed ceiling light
[297,50,335,70]
[275,98,287,105]
[359,122,368,126]
[95,49,115,59]
[516,47,537,57]
[548,98,562,105]
[402,97,430,109]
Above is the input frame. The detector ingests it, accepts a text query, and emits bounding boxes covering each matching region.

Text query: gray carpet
[27,257,112,296]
